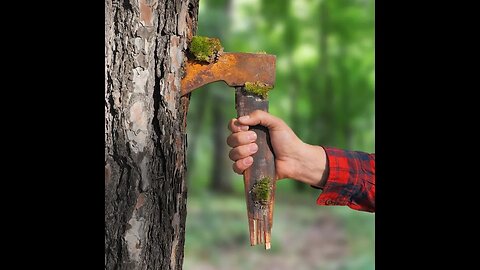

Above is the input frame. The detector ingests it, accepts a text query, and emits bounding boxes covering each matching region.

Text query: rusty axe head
[181,52,276,96]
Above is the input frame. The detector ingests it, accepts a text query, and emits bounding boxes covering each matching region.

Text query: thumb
[237,110,283,130]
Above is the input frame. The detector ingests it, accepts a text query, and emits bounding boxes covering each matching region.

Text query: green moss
[251,177,272,205]
[244,81,273,99]
[188,36,224,63]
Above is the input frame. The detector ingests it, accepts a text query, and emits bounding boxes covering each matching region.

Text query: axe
[181,36,276,249]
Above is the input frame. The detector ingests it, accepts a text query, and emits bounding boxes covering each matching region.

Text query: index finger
[228,118,249,133]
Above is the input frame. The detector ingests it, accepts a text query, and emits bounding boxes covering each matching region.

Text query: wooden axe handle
[235,87,276,250]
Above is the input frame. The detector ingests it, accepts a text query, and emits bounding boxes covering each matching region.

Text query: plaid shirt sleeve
[316,146,375,213]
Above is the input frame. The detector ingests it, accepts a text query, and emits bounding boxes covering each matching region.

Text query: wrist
[293,143,328,187]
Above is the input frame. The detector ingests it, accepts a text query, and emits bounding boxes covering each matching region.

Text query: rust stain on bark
[135,193,146,209]
[139,0,153,26]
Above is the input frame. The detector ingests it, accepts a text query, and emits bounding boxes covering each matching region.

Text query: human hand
[227,110,328,187]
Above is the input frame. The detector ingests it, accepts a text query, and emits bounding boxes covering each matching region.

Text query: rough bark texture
[105,0,199,269]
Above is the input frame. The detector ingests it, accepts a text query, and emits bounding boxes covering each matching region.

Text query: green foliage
[189,36,223,63]
[244,81,273,99]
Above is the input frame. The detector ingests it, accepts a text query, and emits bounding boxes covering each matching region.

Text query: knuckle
[236,160,245,169]
[232,163,243,174]
[228,149,237,161]
[228,119,236,131]
[226,135,236,147]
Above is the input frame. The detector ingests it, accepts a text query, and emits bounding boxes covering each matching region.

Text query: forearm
[291,143,329,187]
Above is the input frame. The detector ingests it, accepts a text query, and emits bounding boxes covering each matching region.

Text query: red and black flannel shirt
[316,146,375,213]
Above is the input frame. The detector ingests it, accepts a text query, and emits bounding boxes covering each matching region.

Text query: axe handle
[235,87,276,249]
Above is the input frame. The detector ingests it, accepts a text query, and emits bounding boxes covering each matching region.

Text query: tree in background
[105,0,199,269]
[185,0,236,193]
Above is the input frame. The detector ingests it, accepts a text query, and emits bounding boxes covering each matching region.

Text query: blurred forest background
[185,0,375,269]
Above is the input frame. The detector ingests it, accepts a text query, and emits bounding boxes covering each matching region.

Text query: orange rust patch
[139,0,153,26]
[135,193,146,209]
[181,53,276,96]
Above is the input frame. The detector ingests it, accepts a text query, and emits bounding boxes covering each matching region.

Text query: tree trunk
[210,89,233,193]
[105,0,199,269]
[316,0,333,146]
[186,89,210,183]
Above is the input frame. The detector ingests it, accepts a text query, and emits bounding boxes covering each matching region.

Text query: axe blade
[181,52,276,95]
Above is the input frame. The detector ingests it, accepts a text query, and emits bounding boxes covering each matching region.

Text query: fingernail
[249,144,258,153]
[248,132,257,140]
[240,125,249,131]
[244,157,253,165]
[238,115,250,122]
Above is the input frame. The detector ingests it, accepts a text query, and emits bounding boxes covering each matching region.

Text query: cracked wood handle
[235,87,276,250]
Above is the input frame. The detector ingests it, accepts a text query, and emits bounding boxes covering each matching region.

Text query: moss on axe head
[189,36,224,63]
[181,36,276,96]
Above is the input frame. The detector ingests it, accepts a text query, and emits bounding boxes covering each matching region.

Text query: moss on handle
[188,36,224,63]
[251,177,272,205]
[244,81,273,99]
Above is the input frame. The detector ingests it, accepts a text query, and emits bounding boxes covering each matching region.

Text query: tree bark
[105,0,199,269]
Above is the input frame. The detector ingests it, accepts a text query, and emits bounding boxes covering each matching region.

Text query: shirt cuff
[316,146,357,207]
